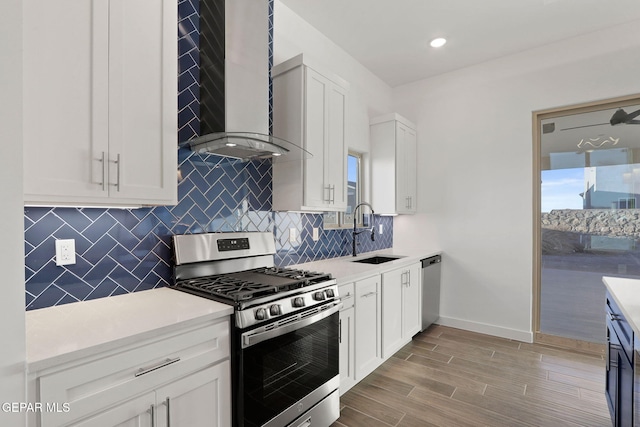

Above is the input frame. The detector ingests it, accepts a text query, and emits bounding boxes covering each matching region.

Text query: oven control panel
[236,282,339,329]
[217,238,250,252]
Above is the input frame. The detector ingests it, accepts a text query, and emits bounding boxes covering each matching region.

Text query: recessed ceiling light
[430,37,447,48]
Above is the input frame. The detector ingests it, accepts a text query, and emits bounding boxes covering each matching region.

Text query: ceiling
[279,0,640,87]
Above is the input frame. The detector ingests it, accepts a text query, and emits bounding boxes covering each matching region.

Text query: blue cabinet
[606,292,634,427]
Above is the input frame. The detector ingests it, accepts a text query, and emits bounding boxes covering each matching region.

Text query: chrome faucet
[352,202,375,257]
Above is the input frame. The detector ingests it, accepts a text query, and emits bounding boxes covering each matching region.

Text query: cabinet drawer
[607,295,633,361]
[339,283,355,310]
[39,318,229,427]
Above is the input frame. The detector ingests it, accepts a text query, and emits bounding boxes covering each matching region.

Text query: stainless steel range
[171,232,341,427]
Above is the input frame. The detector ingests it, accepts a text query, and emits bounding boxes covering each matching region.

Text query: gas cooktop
[173,266,333,303]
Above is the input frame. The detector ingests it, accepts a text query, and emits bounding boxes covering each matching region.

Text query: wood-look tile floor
[332,325,611,427]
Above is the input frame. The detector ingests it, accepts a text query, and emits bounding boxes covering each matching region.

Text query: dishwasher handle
[421,255,441,267]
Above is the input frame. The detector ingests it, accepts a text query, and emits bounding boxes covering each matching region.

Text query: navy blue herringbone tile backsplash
[23,0,392,310]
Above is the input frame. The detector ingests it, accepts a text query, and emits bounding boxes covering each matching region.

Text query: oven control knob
[325,289,335,298]
[292,297,305,308]
[269,304,282,316]
[255,308,267,320]
[313,291,326,301]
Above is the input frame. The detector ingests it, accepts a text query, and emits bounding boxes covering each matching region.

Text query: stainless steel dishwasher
[421,255,441,331]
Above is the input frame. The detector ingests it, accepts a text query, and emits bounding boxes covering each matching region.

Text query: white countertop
[603,276,640,337]
[26,287,233,372]
[290,246,441,285]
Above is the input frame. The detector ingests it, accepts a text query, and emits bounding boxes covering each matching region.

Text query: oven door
[237,301,341,427]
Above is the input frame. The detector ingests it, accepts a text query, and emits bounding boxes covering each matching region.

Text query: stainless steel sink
[352,255,402,264]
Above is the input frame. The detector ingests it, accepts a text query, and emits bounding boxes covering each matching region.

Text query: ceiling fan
[610,108,640,125]
[558,107,640,131]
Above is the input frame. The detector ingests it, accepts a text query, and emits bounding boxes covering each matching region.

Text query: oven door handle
[241,301,343,349]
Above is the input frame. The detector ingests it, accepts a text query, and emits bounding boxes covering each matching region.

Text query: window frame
[324,151,363,229]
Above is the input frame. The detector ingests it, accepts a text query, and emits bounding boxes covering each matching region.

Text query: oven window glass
[240,311,339,427]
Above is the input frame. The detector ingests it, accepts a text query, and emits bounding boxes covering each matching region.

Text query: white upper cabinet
[272,54,348,212]
[370,114,417,214]
[23,0,177,207]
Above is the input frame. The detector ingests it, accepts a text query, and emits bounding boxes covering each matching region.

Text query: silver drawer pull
[609,312,623,321]
[135,357,180,377]
[361,291,378,298]
[342,292,353,300]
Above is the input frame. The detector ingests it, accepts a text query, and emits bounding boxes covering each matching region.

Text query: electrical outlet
[55,239,76,266]
[379,224,384,234]
[289,228,297,243]
[312,227,320,241]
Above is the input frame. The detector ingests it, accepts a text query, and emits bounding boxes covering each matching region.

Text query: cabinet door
[303,68,331,209]
[23,0,110,202]
[69,392,155,427]
[339,307,356,394]
[382,269,404,358]
[619,351,633,427]
[327,83,347,210]
[403,263,422,338]
[107,0,177,204]
[155,360,231,427]
[396,122,417,214]
[355,276,382,380]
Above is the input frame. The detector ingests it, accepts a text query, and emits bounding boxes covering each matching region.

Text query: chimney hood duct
[181,0,310,161]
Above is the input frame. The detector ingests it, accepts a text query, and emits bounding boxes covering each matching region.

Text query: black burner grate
[175,267,331,302]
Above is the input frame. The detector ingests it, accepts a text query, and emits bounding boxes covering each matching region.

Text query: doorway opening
[534,95,640,353]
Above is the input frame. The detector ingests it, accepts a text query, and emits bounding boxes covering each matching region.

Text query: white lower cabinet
[155,361,231,427]
[69,360,230,427]
[382,263,422,358]
[338,283,356,394]
[30,318,231,427]
[69,392,155,427]
[354,275,383,381]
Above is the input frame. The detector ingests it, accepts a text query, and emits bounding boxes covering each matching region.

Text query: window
[324,152,362,228]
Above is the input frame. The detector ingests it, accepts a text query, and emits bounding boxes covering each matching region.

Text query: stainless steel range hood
[182,0,310,161]
[186,131,307,160]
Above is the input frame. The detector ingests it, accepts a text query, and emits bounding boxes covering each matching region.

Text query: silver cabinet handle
[361,291,378,298]
[402,271,410,286]
[114,153,121,192]
[324,185,331,202]
[97,151,106,191]
[342,292,353,300]
[163,397,171,427]
[149,404,155,427]
[110,153,121,191]
[135,357,181,377]
[331,185,336,204]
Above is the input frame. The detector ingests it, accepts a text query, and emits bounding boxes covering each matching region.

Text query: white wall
[393,20,640,341]
[0,0,26,423]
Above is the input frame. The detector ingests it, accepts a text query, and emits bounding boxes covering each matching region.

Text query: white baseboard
[436,316,533,343]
